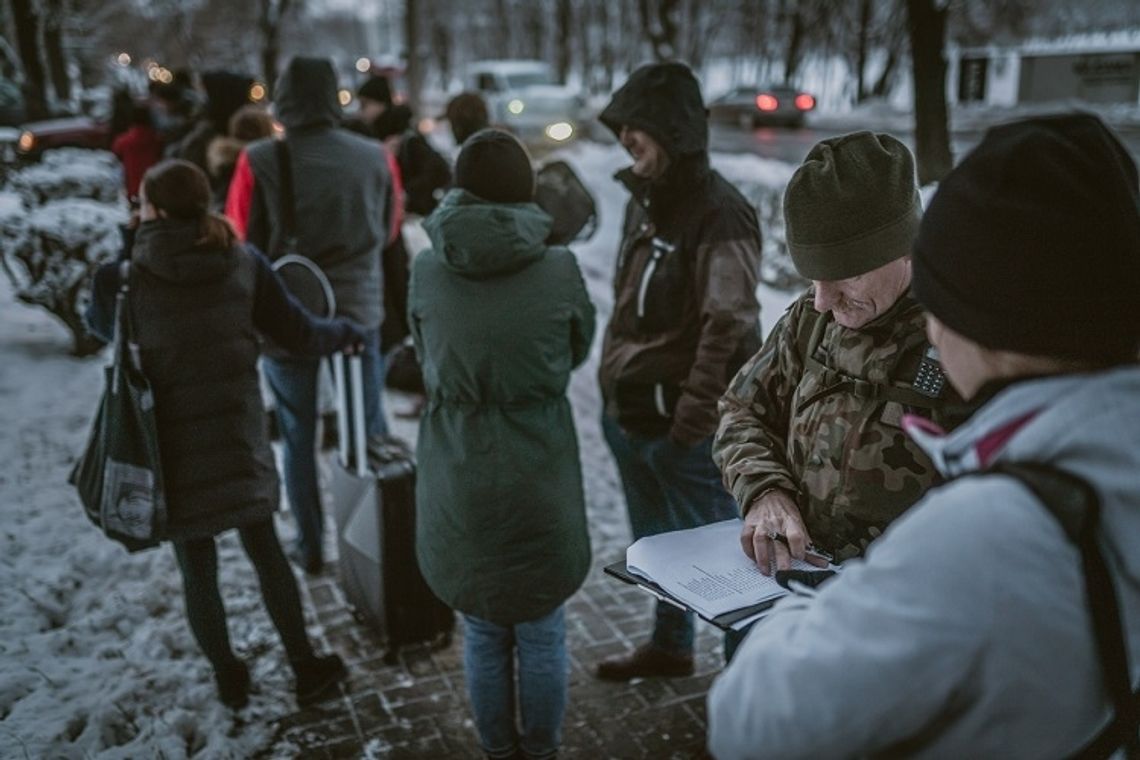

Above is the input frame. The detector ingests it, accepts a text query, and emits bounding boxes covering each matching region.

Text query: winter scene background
[2,0,1140,758]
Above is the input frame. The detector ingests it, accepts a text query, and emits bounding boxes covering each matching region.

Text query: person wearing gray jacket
[225,56,398,574]
[708,114,1140,758]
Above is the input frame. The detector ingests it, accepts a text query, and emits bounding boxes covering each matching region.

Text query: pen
[769,533,833,563]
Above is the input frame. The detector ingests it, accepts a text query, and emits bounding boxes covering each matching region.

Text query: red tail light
[756,94,779,111]
[795,93,815,111]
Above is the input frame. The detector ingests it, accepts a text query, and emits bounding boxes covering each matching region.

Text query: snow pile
[1,150,127,357]
[8,149,122,206]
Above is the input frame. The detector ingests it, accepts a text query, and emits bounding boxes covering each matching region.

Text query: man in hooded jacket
[594,61,764,681]
[225,56,398,574]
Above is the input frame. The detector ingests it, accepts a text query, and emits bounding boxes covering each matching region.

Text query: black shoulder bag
[990,462,1140,759]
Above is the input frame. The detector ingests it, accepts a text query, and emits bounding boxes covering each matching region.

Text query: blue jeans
[263,328,388,564]
[463,607,567,760]
[602,414,739,656]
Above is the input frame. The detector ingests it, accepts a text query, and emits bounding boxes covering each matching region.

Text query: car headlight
[17,131,34,153]
[507,99,525,115]
[545,122,574,142]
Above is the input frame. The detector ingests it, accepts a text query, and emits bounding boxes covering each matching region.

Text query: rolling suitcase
[329,353,453,662]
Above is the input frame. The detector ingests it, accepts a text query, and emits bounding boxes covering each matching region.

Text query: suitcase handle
[332,353,369,477]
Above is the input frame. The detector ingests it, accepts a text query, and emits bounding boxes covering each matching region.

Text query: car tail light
[755,94,779,111]
[795,94,816,111]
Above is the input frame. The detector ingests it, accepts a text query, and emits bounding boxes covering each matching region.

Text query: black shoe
[294,654,348,706]
[320,411,339,451]
[286,546,323,576]
[595,644,694,682]
[215,659,251,709]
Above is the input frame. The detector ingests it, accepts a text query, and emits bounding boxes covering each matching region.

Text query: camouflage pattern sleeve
[713,295,810,516]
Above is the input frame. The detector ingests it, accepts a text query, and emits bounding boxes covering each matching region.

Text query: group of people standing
[84,51,1139,760]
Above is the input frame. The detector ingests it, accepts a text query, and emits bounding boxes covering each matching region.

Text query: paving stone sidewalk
[258,546,724,759]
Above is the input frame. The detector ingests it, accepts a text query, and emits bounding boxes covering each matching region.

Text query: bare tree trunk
[259,0,292,99]
[638,0,680,61]
[783,3,805,84]
[10,0,49,119]
[42,0,69,103]
[556,0,571,83]
[404,0,422,112]
[430,2,450,92]
[524,0,545,61]
[598,0,615,91]
[493,0,511,56]
[906,0,952,184]
[855,0,871,101]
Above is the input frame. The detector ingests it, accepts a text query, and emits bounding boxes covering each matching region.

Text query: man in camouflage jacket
[714,132,965,577]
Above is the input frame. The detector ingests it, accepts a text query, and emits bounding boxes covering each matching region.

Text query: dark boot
[595,644,694,682]
[215,658,251,709]
[286,545,324,577]
[294,653,348,706]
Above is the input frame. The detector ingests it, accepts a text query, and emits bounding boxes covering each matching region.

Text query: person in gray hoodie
[226,57,398,574]
[708,114,1140,758]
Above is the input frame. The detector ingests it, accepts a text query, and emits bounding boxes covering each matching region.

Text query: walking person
[86,159,359,709]
[409,129,596,760]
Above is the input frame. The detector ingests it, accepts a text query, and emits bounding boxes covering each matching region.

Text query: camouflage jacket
[713,289,967,561]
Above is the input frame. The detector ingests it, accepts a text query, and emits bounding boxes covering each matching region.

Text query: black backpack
[987,462,1139,759]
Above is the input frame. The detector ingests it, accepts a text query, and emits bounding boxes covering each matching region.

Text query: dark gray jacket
[233,57,395,329]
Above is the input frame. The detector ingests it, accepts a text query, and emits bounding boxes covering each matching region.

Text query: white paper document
[626,518,825,621]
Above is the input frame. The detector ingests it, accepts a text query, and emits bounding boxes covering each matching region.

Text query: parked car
[465,59,583,148]
[16,116,110,159]
[708,84,816,128]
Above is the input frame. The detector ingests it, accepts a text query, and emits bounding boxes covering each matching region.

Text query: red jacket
[111,126,163,201]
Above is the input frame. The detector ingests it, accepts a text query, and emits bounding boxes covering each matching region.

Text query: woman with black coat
[86,159,361,709]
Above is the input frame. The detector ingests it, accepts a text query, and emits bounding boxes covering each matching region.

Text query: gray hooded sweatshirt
[244,57,393,329]
[709,366,1140,759]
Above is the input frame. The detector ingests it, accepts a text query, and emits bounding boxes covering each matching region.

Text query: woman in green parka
[409,129,595,760]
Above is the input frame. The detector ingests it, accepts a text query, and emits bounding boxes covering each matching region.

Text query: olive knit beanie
[912,113,1140,363]
[784,131,921,281]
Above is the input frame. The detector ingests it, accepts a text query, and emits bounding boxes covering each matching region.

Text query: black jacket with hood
[231,57,395,329]
[598,62,763,446]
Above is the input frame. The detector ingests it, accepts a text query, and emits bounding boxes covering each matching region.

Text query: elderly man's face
[813,257,912,329]
[619,126,669,179]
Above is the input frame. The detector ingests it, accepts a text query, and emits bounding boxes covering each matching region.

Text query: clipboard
[603,561,779,632]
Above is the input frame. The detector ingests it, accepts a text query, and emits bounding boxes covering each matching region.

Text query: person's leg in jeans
[237,519,315,666]
[643,434,741,661]
[262,357,323,566]
[515,607,568,760]
[601,414,695,658]
[359,327,389,439]
[463,614,518,759]
[173,536,238,672]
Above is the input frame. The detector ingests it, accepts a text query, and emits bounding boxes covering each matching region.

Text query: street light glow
[356,57,371,73]
[116,53,131,66]
[249,83,267,102]
[338,89,353,106]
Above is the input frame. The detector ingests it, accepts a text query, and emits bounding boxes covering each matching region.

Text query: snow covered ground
[0,139,799,758]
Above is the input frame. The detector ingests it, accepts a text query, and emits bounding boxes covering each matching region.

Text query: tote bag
[69,260,166,552]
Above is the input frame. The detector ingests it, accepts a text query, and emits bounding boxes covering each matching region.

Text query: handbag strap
[274,139,299,257]
[989,462,1140,759]
[112,260,132,390]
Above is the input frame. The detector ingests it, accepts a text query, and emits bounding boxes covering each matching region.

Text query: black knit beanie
[913,113,1140,363]
[784,131,922,281]
[357,75,392,106]
[454,128,535,204]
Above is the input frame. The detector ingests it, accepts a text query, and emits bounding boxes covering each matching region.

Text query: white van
[465,60,583,147]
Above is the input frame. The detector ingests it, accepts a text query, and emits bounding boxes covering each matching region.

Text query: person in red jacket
[111,103,163,204]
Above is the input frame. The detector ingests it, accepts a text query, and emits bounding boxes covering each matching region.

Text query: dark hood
[599,62,708,158]
[201,70,254,134]
[423,189,551,279]
[132,219,239,284]
[274,57,341,131]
